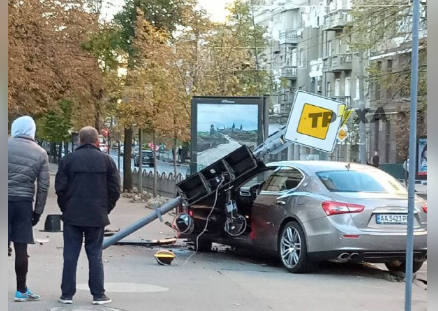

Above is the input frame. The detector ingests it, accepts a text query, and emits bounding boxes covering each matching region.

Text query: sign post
[405,1,421,311]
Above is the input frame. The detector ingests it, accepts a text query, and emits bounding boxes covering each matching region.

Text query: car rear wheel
[385,259,424,273]
[279,221,312,273]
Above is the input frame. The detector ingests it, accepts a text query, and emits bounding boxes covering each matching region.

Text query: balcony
[323,54,353,72]
[280,66,298,79]
[279,29,298,45]
[331,96,352,106]
[322,10,352,31]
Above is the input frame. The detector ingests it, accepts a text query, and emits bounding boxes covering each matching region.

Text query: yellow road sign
[297,103,333,140]
[337,125,348,141]
[284,91,346,153]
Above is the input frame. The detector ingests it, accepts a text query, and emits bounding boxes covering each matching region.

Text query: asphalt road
[197,134,242,167]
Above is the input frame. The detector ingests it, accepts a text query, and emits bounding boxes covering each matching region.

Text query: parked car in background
[175,161,427,274]
[132,146,139,158]
[134,150,155,167]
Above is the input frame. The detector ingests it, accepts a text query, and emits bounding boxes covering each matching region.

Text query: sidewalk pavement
[8,174,179,309]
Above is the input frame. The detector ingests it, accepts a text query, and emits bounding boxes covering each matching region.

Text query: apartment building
[255,0,426,164]
[365,3,427,164]
[255,0,359,162]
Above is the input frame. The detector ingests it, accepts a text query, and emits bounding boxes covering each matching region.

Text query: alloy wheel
[280,226,302,269]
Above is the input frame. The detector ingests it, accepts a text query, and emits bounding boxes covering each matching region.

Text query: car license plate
[376,214,408,225]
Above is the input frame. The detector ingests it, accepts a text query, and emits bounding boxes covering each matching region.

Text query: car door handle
[276,200,286,205]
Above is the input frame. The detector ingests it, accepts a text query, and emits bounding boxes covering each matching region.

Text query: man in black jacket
[55,126,120,305]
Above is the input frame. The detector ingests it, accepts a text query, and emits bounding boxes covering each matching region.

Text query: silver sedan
[177,161,427,274]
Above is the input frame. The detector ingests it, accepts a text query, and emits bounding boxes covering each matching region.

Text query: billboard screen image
[191,97,267,173]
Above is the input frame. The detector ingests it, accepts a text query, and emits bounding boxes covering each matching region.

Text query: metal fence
[131,169,186,198]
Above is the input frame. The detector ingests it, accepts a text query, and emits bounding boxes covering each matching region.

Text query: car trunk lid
[330,192,426,232]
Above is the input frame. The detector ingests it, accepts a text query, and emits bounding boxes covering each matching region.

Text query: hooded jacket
[8,116,50,214]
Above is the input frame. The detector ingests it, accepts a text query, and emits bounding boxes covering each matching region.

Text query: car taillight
[322,201,365,216]
[422,202,427,213]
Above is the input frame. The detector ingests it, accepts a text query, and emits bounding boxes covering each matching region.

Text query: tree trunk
[95,108,100,132]
[138,128,143,193]
[173,137,178,177]
[123,127,133,191]
[153,131,157,198]
[58,143,62,164]
[50,142,56,163]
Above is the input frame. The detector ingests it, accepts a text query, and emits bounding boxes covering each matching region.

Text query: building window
[335,78,341,96]
[292,49,297,66]
[386,60,393,100]
[327,82,331,97]
[387,59,393,72]
[299,48,305,67]
[355,77,360,100]
[328,41,332,57]
[345,77,351,96]
[375,61,382,101]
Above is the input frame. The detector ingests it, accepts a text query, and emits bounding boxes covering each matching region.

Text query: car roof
[266,160,377,175]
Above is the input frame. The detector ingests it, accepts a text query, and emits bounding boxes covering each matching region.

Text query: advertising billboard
[190,96,268,174]
[417,137,427,177]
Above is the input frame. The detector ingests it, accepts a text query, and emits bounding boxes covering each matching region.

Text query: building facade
[255,0,426,164]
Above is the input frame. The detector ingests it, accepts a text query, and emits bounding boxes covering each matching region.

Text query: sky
[102,0,231,22]
[197,104,259,132]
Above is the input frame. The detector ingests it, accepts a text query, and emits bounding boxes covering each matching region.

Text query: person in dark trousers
[55,126,121,305]
[372,151,380,168]
[8,116,50,302]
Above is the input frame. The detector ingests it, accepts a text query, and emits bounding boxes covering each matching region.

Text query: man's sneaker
[14,289,40,302]
[59,296,73,304]
[92,295,112,305]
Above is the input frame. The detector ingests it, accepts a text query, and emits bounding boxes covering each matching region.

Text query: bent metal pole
[102,125,291,249]
[102,197,182,249]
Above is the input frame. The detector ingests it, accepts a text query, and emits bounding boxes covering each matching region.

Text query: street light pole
[405,1,420,311]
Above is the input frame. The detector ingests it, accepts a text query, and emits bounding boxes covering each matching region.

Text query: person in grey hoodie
[8,115,50,302]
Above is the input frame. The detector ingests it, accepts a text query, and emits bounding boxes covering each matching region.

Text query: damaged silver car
[175,160,427,274]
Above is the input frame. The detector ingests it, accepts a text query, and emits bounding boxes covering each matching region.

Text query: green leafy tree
[42,100,73,163]
[198,0,270,96]
[113,0,197,190]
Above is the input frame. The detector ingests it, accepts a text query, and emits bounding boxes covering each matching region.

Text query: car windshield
[316,169,408,194]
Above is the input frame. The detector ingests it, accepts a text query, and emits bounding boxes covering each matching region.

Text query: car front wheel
[385,259,424,273]
[279,221,312,273]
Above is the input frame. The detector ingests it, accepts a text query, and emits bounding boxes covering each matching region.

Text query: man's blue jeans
[61,223,105,298]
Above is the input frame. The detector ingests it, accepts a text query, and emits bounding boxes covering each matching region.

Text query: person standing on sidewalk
[55,126,121,305]
[8,116,50,302]
[372,151,380,168]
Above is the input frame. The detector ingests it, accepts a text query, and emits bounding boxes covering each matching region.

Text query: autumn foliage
[8,0,103,124]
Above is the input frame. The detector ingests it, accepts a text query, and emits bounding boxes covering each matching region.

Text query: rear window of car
[316,170,407,194]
